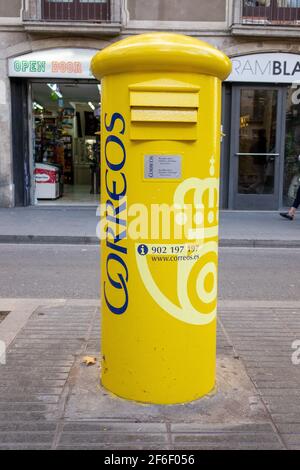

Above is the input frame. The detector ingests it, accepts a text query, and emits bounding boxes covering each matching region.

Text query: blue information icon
[137,244,149,256]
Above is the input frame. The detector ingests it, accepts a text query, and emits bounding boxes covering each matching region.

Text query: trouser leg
[292,185,300,209]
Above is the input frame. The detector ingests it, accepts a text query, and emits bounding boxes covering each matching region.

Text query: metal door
[229,86,285,210]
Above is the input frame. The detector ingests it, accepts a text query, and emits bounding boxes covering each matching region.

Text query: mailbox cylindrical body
[92,33,232,404]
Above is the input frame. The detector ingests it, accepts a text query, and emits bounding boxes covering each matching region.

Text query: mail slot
[91,33,232,404]
[130,90,199,123]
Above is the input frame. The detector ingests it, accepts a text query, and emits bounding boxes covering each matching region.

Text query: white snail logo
[136,161,219,326]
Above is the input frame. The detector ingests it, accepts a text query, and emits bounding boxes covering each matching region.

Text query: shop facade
[2,1,300,209]
[9,47,300,210]
[222,52,300,210]
[8,47,102,206]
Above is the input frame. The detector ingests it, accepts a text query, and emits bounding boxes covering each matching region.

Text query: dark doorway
[11,79,30,207]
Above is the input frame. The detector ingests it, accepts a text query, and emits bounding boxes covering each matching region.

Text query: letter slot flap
[129,89,199,141]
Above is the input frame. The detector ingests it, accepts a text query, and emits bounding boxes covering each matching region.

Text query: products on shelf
[61,135,73,184]
[33,104,101,191]
[33,109,74,185]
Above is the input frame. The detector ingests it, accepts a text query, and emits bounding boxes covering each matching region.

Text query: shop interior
[238,88,277,196]
[238,86,300,205]
[32,81,100,205]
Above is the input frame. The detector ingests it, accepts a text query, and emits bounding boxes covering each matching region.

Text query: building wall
[1,0,300,206]
[0,31,117,207]
[127,0,226,22]
[0,30,26,207]
[0,0,21,18]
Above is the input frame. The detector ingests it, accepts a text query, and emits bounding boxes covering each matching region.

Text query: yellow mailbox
[91,33,232,405]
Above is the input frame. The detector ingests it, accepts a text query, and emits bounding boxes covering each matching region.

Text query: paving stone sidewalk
[0,207,299,246]
[0,301,300,450]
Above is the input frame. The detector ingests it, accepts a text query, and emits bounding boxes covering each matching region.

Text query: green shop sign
[9,48,99,78]
[14,60,46,73]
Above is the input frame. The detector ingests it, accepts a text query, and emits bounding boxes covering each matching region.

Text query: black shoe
[280,212,294,221]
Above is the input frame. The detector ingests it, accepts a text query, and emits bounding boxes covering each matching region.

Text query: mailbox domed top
[91,33,232,81]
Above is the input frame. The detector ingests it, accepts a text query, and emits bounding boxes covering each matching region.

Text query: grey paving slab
[62,422,167,433]
[171,432,282,445]
[170,423,275,433]
[0,412,56,422]
[276,424,300,434]
[56,445,171,450]
[172,443,284,450]
[266,404,300,415]
[0,423,57,432]
[273,414,300,424]
[0,445,53,450]
[280,435,300,447]
[0,388,64,396]
[0,432,55,444]
[2,301,300,449]
[0,396,61,404]
[257,389,300,397]
[59,432,169,445]
[0,404,58,412]
[219,306,300,449]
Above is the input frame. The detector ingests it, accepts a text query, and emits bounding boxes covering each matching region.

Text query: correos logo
[104,112,128,315]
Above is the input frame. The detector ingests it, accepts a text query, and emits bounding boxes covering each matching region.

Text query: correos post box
[91,33,232,404]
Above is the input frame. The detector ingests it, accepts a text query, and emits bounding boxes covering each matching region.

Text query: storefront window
[278,1,300,7]
[238,89,277,195]
[244,1,300,7]
[283,86,300,206]
[244,1,270,5]
[32,82,101,204]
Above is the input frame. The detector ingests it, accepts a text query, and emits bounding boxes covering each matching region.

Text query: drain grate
[0,311,10,324]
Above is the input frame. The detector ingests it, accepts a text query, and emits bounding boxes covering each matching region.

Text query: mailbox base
[101,379,216,406]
